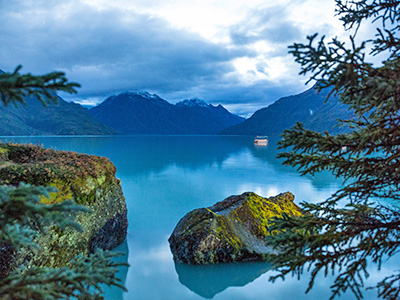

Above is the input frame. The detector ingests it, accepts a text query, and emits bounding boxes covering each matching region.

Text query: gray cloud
[157,78,310,117]
[229,6,303,47]
[0,3,249,94]
[0,0,314,117]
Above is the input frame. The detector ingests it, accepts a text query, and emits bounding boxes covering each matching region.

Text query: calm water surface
[3,135,394,300]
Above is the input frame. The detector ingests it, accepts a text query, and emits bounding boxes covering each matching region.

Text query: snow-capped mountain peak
[126,91,161,100]
[175,98,210,108]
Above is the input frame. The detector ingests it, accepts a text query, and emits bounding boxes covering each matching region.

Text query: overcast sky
[0,0,352,116]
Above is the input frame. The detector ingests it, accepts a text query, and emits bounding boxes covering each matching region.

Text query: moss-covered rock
[0,143,128,268]
[169,192,301,264]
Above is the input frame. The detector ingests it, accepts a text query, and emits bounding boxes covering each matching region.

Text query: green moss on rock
[0,147,9,166]
[0,143,128,269]
[0,143,116,187]
[169,192,301,264]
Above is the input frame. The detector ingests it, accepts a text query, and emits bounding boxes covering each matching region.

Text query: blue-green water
[2,135,393,299]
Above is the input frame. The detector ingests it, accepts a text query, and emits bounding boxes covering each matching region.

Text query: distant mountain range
[220,86,352,135]
[89,92,244,135]
[0,69,353,136]
[0,96,116,136]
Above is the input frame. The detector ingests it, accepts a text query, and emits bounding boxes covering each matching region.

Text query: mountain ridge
[89,92,245,135]
[220,86,352,135]
[0,95,116,136]
[176,99,210,108]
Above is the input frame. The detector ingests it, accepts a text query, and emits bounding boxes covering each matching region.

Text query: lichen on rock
[169,192,301,264]
[0,143,128,269]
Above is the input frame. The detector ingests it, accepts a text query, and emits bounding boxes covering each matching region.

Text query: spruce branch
[270,1,400,299]
[0,65,80,107]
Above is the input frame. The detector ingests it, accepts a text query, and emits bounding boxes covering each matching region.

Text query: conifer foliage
[0,68,126,299]
[0,65,80,106]
[266,1,400,299]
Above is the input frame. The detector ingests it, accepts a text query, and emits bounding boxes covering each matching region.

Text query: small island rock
[169,192,301,264]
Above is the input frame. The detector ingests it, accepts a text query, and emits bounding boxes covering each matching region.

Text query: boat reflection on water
[174,261,270,299]
[254,136,268,146]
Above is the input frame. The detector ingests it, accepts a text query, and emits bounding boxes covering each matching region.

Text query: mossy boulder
[169,192,301,264]
[0,143,128,269]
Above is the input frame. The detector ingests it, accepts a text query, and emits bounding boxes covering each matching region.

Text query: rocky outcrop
[0,143,128,269]
[169,192,301,264]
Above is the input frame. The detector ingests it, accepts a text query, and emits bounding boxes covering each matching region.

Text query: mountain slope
[175,99,245,134]
[0,96,116,136]
[89,93,245,135]
[220,87,352,135]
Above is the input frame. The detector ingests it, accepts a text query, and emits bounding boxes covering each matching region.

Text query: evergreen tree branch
[270,1,400,299]
[266,203,400,299]
[0,65,80,107]
[0,249,128,300]
[0,66,126,299]
[0,184,128,298]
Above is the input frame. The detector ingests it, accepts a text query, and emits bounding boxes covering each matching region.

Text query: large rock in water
[0,143,128,271]
[169,192,301,264]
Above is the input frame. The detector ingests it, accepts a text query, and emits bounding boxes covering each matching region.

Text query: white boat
[254,136,268,145]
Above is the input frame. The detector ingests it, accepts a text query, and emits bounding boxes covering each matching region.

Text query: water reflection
[4,135,340,192]
[175,262,270,299]
[1,136,358,299]
[247,135,342,191]
[5,136,249,177]
[102,241,130,300]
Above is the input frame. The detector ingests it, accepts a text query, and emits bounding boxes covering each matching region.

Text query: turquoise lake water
[3,135,395,300]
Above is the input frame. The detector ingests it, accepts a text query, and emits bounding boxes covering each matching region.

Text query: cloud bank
[0,0,343,116]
